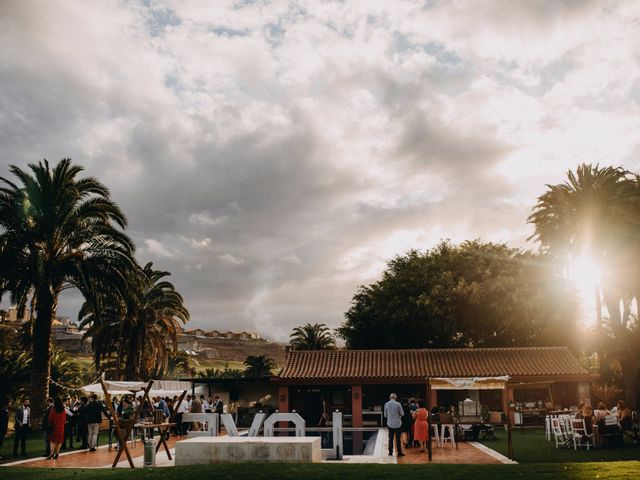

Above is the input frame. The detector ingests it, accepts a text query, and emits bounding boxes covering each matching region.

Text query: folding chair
[551,417,568,448]
[602,414,622,447]
[570,418,593,450]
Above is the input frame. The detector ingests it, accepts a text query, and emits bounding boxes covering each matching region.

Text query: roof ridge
[288,346,571,353]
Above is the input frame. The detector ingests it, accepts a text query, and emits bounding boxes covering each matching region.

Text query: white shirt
[177,401,188,414]
[22,408,29,425]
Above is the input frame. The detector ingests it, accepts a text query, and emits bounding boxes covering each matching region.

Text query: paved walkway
[3,430,513,467]
[5,436,178,469]
[397,442,505,464]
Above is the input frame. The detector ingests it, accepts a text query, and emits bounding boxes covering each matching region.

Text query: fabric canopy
[429,376,510,390]
[81,379,191,396]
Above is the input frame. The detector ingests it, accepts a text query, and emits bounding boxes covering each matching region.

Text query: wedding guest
[13,398,30,457]
[47,397,66,460]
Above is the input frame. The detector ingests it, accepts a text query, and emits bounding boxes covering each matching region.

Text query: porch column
[278,386,289,436]
[351,385,363,454]
[429,388,438,409]
[278,386,289,412]
[351,385,363,427]
[502,387,514,425]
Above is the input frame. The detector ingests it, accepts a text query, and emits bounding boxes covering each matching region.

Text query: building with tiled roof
[273,347,595,429]
[278,347,590,383]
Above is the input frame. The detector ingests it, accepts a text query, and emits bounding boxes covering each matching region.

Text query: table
[134,423,177,459]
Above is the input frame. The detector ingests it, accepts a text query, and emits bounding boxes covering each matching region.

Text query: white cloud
[2,0,640,340]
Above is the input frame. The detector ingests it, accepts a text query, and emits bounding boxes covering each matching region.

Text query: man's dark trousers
[13,424,29,456]
[387,426,403,455]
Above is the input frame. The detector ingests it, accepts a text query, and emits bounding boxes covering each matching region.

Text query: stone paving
[2,429,512,468]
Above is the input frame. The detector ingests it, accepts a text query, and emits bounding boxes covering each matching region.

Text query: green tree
[48,347,83,398]
[243,354,277,378]
[338,240,578,349]
[289,323,336,350]
[528,164,640,407]
[0,159,134,426]
[80,262,189,380]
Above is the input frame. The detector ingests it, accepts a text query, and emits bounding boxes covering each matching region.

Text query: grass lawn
[479,427,640,463]
[0,430,112,465]
[1,462,640,480]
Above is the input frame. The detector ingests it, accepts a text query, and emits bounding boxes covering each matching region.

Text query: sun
[566,256,602,326]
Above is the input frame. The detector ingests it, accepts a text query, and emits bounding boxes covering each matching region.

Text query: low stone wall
[175,437,321,465]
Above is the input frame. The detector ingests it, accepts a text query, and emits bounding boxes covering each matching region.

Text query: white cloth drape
[429,376,510,390]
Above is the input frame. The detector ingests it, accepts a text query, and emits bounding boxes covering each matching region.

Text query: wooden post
[426,378,432,461]
[155,389,187,455]
[507,420,514,460]
[104,380,154,468]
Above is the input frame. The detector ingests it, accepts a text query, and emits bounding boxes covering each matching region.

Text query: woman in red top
[47,397,66,459]
[412,399,429,452]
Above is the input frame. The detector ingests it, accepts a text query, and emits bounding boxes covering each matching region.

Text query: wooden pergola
[426,376,514,461]
[93,379,187,468]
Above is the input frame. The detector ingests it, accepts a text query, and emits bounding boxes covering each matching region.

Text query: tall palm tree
[0,159,134,426]
[528,163,640,407]
[243,354,277,377]
[289,323,336,350]
[81,262,189,380]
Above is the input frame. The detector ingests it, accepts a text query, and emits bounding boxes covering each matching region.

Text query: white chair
[440,424,456,447]
[545,415,552,441]
[570,418,593,450]
[431,423,441,447]
[551,417,568,448]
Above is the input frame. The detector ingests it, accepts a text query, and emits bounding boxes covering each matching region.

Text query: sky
[2,0,640,341]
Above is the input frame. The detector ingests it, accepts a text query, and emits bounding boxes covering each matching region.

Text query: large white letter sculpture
[263,412,306,437]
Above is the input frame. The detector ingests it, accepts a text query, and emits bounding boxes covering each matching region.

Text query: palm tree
[528,163,640,407]
[289,323,336,350]
[48,347,83,398]
[161,351,194,378]
[243,354,277,377]
[80,262,189,380]
[0,159,135,426]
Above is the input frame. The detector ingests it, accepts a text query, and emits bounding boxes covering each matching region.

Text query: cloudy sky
[2,1,640,341]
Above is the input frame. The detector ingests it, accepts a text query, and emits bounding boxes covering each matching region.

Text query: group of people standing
[384,394,430,457]
[43,394,108,459]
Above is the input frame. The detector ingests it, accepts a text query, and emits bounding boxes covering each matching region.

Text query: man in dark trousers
[76,397,89,449]
[42,397,54,457]
[383,393,404,457]
[13,398,30,457]
[62,397,74,450]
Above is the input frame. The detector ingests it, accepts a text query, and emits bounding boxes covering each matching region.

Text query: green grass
[1,462,640,480]
[0,431,111,465]
[479,427,640,463]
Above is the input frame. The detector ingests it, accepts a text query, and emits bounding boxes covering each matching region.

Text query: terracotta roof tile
[278,347,590,381]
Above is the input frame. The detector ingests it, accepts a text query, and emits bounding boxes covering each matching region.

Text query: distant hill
[178,335,287,368]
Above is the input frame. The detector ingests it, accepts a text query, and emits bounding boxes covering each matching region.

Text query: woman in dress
[47,397,67,459]
[412,399,429,452]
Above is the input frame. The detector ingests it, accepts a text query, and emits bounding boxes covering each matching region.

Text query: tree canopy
[338,240,579,349]
[289,323,336,350]
[0,158,135,426]
[528,163,640,407]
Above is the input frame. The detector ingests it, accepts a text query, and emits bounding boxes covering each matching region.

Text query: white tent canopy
[429,376,510,390]
[81,379,191,397]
